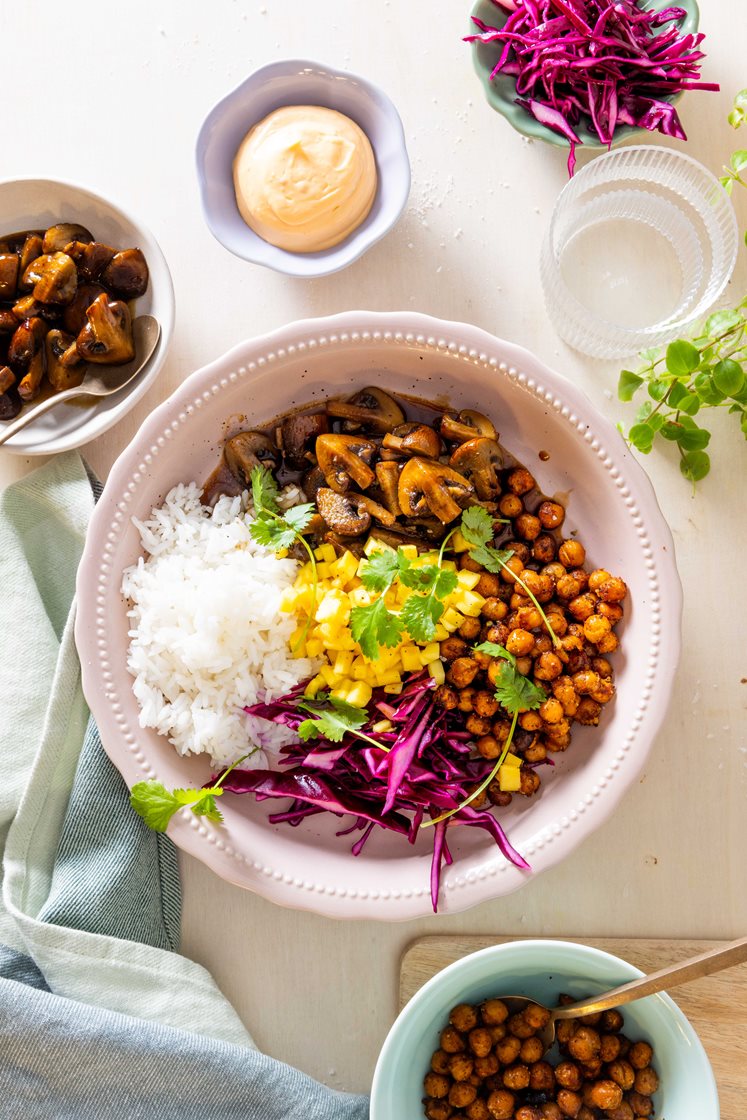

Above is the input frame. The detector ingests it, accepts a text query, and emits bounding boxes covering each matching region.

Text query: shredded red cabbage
[213,673,532,912]
[465,0,718,174]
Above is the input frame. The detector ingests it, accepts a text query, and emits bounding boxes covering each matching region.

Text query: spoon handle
[0,388,84,447]
[555,934,747,1019]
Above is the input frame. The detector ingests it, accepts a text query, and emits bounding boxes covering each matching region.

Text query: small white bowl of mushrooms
[0,178,174,455]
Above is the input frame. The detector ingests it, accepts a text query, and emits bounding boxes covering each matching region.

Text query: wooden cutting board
[400,935,747,1119]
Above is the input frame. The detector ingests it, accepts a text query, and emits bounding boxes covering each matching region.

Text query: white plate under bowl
[0,178,175,455]
[75,311,682,921]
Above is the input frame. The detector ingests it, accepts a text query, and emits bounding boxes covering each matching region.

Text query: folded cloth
[0,455,369,1120]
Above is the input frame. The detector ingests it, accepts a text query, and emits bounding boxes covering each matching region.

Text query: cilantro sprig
[423,646,546,828]
[297,692,381,749]
[130,750,256,832]
[459,507,560,648]
[249,465,318,649]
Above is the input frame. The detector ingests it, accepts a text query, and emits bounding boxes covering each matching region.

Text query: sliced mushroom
[0,387,22,420]
[0,310,18,334]
[356,494,397,527]
[42,223,93,253]
[101,248,149,298]
[19,233,43,274]
[18,345,47,401]
[0,253,19,300]
[76,294,134,363]
[224,431,279,488]
[440,409,498,444]
[301,465,327,503]
[63,282,107,335]
[65,239,115,281]
[46,330,85,391]
[449,437,504,500]
[0,366,16,394]
[22,252,78,304]
[12,295,63,324]
[382,422,442,459]
[374,460,403,517]
[8,317,47,374]
[398,457,474,524]
[316,488,371,536]
[279,411,329,469]
[315,433,376,493]
[325,387,405,433]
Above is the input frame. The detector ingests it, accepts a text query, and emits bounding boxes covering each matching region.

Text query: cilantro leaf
[130,781,224,832]
[398,562,438,591]
[493,662,546,715]
[401,592,443,643]
[474,641,516,666]
[249,513,297,551]
[432,568,458,599]
[297,696,369,743]
[350,598,403,659]
[460,505,494,547]
[359,548,400,593]
[251,464,280,514]
[469,542,514,574]
[283,502,315,533]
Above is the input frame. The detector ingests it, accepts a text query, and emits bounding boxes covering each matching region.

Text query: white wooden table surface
[4,0,746,1096]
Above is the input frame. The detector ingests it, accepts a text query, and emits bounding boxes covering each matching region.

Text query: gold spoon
[0,314,160,448]
[503,933,747,1051]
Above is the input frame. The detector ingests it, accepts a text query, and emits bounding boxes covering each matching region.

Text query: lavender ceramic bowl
[195,60,411,278]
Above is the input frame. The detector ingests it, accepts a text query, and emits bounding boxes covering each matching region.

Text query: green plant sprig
[296,693,381,749]
[248,465,318,649]
[618,311,747,482]
[130,749,257,832]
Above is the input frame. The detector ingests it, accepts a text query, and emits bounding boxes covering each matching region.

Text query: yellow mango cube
[383,682,403,694]
[400,644,422,673]
[441,607,463,632]
[346,681,372,708]
[452,590,485,617]
[320,664,341,688]
[305,639,325,658]
[377,668,402,687]
[433,625,449,641]
[333,651,354,677]
[364,536,394,557]
[456,569,481,590]
[372,718,393,734]
[304,674,327,699]
[334,551,359,585]
[450,529,472,553]
[399,545,419,561]
[498,765,522,792]
[503,752,522,768]
[420,643,440,665]
[428,659,446,686]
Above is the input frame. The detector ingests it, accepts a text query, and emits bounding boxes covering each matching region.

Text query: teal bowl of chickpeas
[371,940,718,1120]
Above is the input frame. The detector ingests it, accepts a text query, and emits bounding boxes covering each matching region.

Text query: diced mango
[364,536,394,557]
[456,569,481,590]
[450,529,472,552]
[377,668,402,687]
[400,644,423,672]
[346,681,373,708]
[399,545,419,561]
[334,551,359,585]
[503,752,522,768]
[304,674,327,698]
[305,639,325,658]
[333,651,354,676]
[498,765,521,792]
[441,607,463,632]
[428,659,446,685]
[320,664,342,688]
[433,625,449,642]
[451,590,485,617]
[372,718,393,733]
[383,682,403,694]
[420,643,440,665]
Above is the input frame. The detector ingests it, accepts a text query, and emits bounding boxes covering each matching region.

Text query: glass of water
[540,146,738,359]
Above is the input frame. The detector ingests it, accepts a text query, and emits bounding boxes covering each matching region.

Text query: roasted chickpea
[515,512,542,540]
[558,539,585,568]
[502,1063,530,1090]
[486,1089,515,1119]
[544,610,568,637]
[474,1053,499,1079]
[490,720,513,743]
[532,534,557,564]
[434,686,459,710]
[474,690,500,718]
[505,540,531,565]
[595,630,619,654]
[488,782,513,807]
[600,1033,622,1062]
[476,734,502,759]
[556,1089,582,1118]
[607,1060,635,1091]
[424,1072,451,1098]
[596,600,624,623]
[523,1003,550,1030]
[481,597,508,622]
[448,658,481,689]
[506,628,535,656]
[554,1061,582,1090]
[507,1012,537,1039]
[567,1027,601,1062]
[441,1026,466,1053]
[566,594,596,623]
[590,677,615,705]
[466,1099,490,1120]
[524,739,547,764]
[555,574,584,600]
[542,561,566,583]
[441,636,469,661]
[627,1091,653,1117]
[540,1105,562,1120]
[449,1082,477,1109]
[627,1041,653,1070]
[466,713,493,737]
[596,575,628,603]
[459,617,482,641]
[495,1035,522,1064]
[515,1107,543,1120]
[475,572,501,598]
[536,500,564,529]
[529,1059,555,1092]
[634,1067,659,1095]
[591,657,614,679]
[460,553,484,572]
[582,614,611,644]
[457,688,476,713]
[432,1050,451,1074]
[552,677,580,716]
[604,1104,634,1120]
[498,493,524,519]
[539,697,564,724]
[468,1027,493,1057]
[481,998,509,1026]
[486,622,510,647]
[449,1053,475,1081]
[519,711,543,732]
[534,652,563,681]
[424,1098,453,1120]
[512,603,543,629]
[571,670,600,695]
[500,555,525,584]
[575,697,602,725]
[519,1036,544,1064]
[507,467,536,495]
[555,1018,576,1046]
[488,1023,508,1043]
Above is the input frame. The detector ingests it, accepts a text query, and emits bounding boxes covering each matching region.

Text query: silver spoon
[502,932,747,1051]
[0,314,160,448]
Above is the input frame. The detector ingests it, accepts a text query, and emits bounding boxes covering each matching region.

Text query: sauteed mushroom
[225,431,280,487]
[440,409,497,444]
[0,386,22,420]
[19,234,43,274]
[22,252,78,304]
[374,460,403,517]
[316,488,372,536]
[101,248,149,299]
[0,253,19,300]
[449,437,504,500]
[316,433,376,493]
[42,223,93,253]
[8,317,46,374]
[398,457,474,523]
[301,465,327,503]
[382,422,442,459]
[76,293,134,364]
[0,310,18,334]
[46,330,84,391]
[279,411,329,468]
[63,282,108,335]
[325,387,405,433]
[0,366,16,394]
[65,240,116,281]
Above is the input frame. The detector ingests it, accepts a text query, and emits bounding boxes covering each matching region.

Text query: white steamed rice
[122,482,319,768]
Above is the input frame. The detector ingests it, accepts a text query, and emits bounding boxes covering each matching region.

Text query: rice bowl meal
[124,384,629,910]
[74,311,681,920]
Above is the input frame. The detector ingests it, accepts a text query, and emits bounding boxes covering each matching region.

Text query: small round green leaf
[628,423,655,453]
[693,371,725,406]
[704,308,742,337]
[666,339,700,377]
[679,451,710,482]
[618,369,644,402]
[712,359,745,397]
[647,378,669,401]
[677,426,711,452]
[677,393,700,416]
[667,381,689,408]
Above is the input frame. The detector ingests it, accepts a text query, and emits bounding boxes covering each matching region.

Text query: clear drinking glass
[540,146,738,359]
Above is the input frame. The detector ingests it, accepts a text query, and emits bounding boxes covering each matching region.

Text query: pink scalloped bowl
[74,312,682,920]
